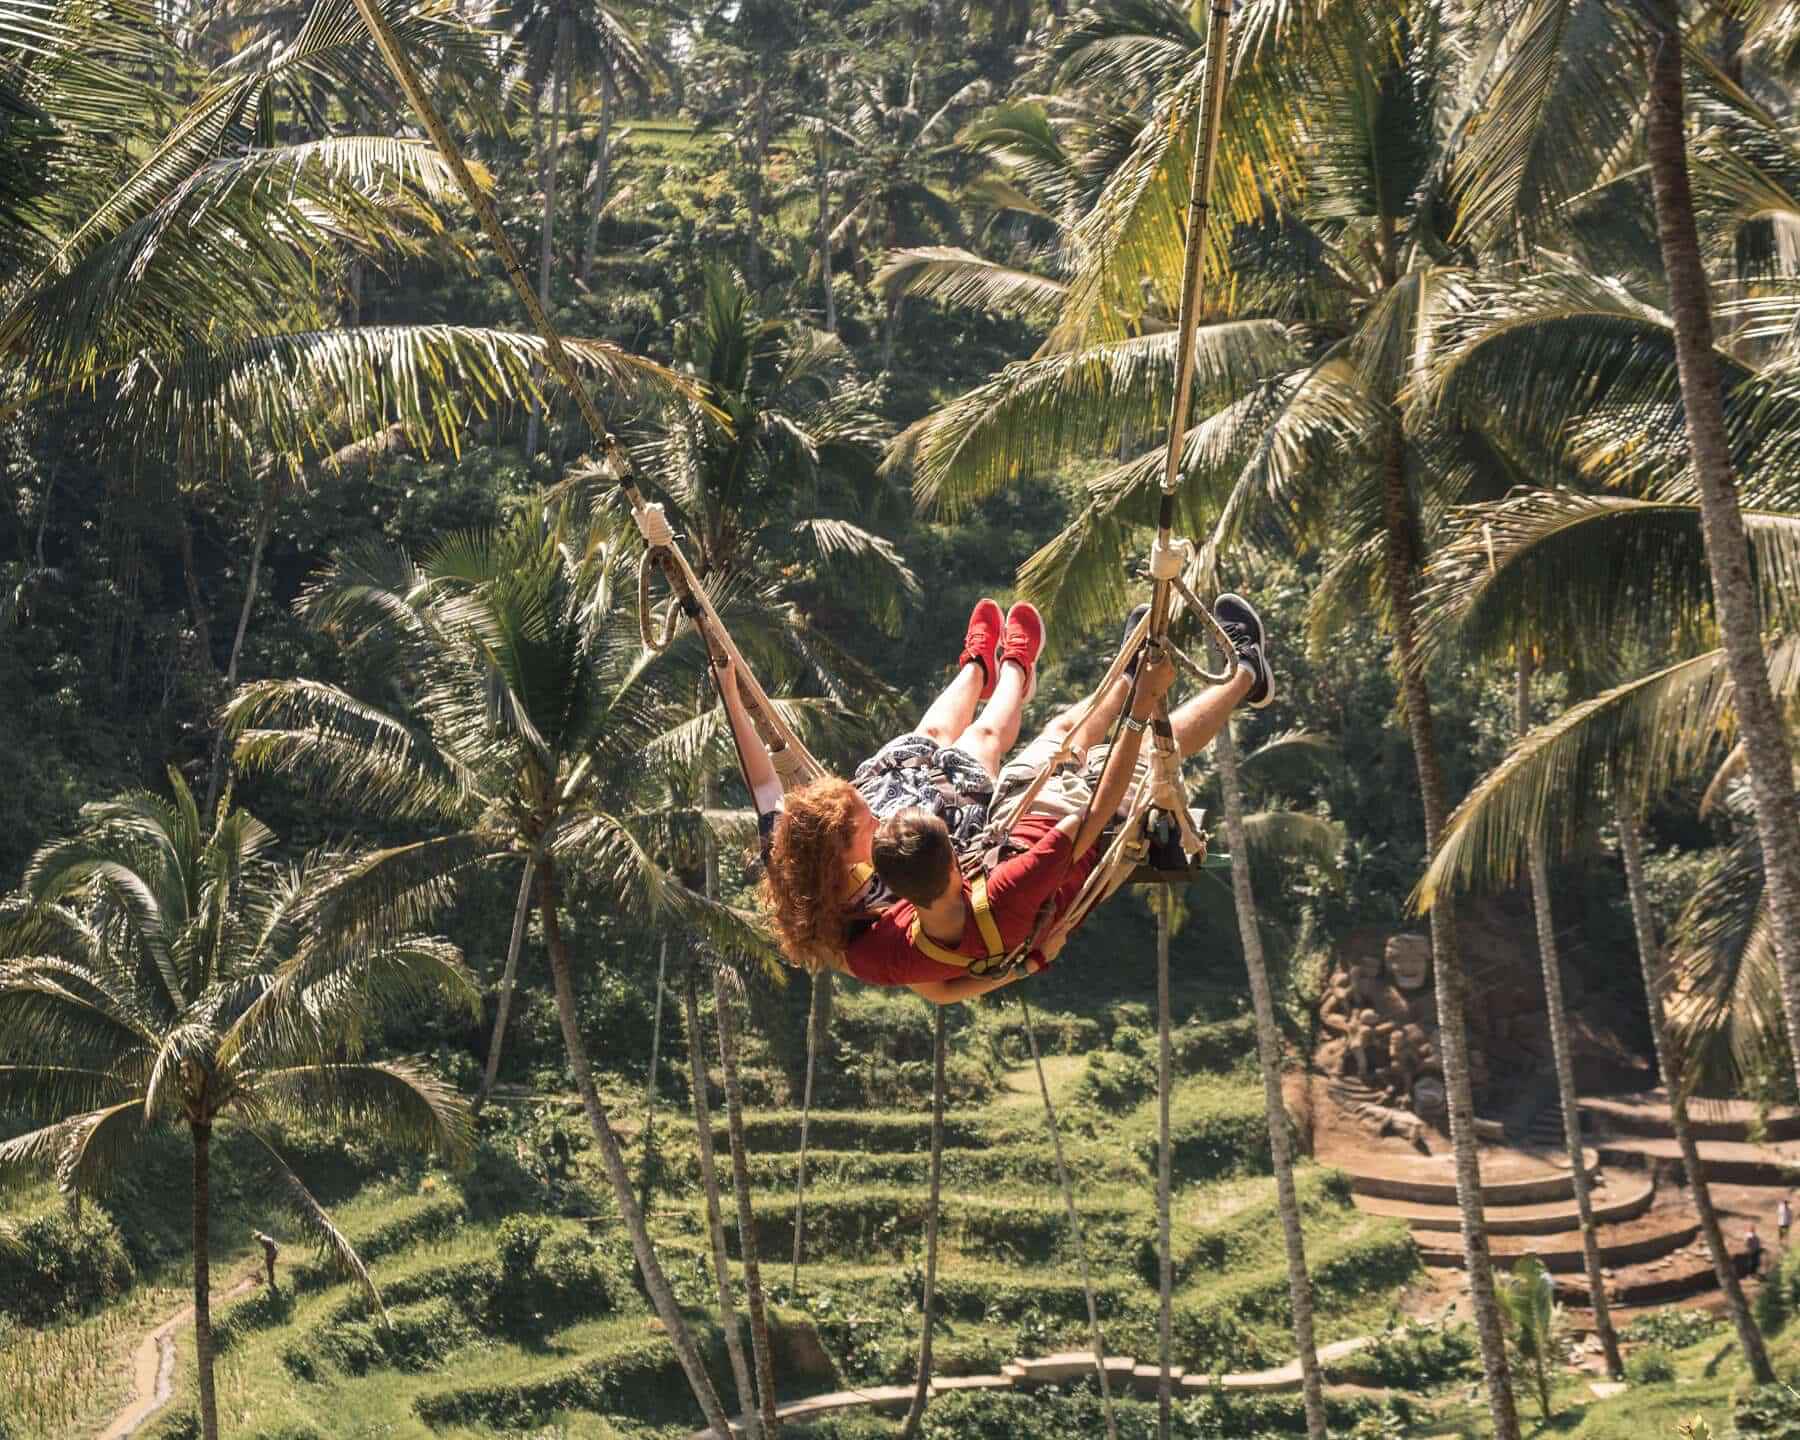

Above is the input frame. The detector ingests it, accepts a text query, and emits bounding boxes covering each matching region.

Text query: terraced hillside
[10,981,1430,1440]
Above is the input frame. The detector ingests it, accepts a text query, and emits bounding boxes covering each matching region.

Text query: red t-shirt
[841,814,1101,987]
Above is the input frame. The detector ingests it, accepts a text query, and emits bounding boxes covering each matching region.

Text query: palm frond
[1446,0,1641,248]
[1418,639,1800,906]
[876,246,1070,322]
[58,1098,149,1197]
[1666,812,1778,1094]
[226,679,473,824]
[108,326,700,469]
[251,1061,472,1163]
[242,1126,386,1318]
[893,321,1296,517]
[1418,490,1800,665]
[1238,809,1347,871]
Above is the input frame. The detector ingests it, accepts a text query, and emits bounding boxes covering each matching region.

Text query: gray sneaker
[1117,603,1150,676]
[1214,593,1274,708]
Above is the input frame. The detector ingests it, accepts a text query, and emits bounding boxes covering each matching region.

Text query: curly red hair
[761,777,866,974]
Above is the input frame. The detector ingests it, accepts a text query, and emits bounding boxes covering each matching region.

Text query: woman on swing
[715,598,1045,968]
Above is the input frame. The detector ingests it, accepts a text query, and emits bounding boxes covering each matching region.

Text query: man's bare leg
[914,662,984,745]
[1171,668,1254,758]
[951,660,1029,775]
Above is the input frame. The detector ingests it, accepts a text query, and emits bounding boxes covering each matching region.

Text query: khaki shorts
[990,738,1151,828]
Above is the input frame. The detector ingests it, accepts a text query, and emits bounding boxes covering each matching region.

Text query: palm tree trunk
[203,485,276,821]
[1215,722,1328,1439]
[815,68,837,333]
[1615,796,1774,1382]
[478,854,539,1110]
[1645,0,1800,1099]
[791,970,830,1286]
[1515,660,1624,1378]
[536,860,736,1436]
[192,1121,220,1440]
[899,1004,947,1440]
[1382,430,1520,1440]
[176,504,215,678]
[637,936,670,1217]
[1155,892,1175,1440]
[526,81,547,459]
[580,71,614,287]
[715,971,782,1438]
[685,970,762,1440]
[748,84,770,290]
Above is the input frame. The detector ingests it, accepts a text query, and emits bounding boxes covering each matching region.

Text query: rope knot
[634,502,676,549]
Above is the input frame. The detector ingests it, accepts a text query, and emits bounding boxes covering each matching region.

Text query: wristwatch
[1123,715,1149,734]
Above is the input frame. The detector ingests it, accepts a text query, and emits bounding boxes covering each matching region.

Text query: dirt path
[96,1272,258,1440]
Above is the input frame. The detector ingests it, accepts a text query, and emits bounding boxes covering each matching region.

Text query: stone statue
[1380,1023,1434,1104]
[1385,934,1432,992]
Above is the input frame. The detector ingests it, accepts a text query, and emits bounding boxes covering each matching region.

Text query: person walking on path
[1747,1224,1764,1277]
[1778,1197,1791,1252]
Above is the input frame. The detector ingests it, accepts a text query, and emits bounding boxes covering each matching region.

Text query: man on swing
[845,594,1274,1005]
[717,598,1048,970]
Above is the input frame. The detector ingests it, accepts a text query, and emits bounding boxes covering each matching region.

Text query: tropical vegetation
[7,0,1800,1433]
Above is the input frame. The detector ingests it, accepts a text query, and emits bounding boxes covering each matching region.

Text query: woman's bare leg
[1171,669,1254,757]
[950,661,1029,775]
[914,662,984,745]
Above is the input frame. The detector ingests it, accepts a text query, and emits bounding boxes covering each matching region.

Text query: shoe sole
[1216,592,1274,709]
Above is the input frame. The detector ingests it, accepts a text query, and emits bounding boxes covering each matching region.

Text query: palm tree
[221,514,764,1436]
[1211,718,1328,1440]
[888,2,1527,1425]
[1515,653,1625,1378]
[618,266,904,1438]
[1416,651,1790,1381]
[0,770,474,1440]
[1643,0,1800,1101]
[504,0,651,452]
[682,966,763,1439]
[818,66,990,363]
[1497,1257,1560,1423]
[1438,0,1800,1103]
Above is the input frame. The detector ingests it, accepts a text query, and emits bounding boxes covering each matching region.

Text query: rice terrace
[6,0,1800,1436]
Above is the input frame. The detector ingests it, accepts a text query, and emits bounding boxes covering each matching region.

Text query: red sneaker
[1000,602,1046,701]
[958,598,1004,698]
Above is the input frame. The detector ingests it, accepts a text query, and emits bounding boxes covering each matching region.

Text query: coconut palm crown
[0,768,474,1440]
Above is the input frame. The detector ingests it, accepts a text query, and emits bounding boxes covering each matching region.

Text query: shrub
[1736,1383,1800,1440]
[1172,1015,1260,1075]
[1334,1321,1476,1389]
[1142,1082,1273,1183]
[1076,1050,1157,1113]
[496,1215,552,1284]
[1625,1346,1675,1385]
[0,1206,134,1323]
[1623,1307,1723,1350]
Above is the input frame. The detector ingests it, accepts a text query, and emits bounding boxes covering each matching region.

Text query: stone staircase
[1329,1087,1769,1307]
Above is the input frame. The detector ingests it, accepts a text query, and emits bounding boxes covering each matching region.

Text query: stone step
[1416,1207,1701,1273]
[1582,1091,1800,1144]
[1598,1136,1800,1186]
[1339,1148,1600,1206]
[1354,1174,1653,1235]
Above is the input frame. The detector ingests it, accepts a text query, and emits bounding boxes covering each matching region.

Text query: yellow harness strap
[907,875,1010,976]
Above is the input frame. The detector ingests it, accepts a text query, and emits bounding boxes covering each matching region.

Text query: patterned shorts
[853,733,995,849]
